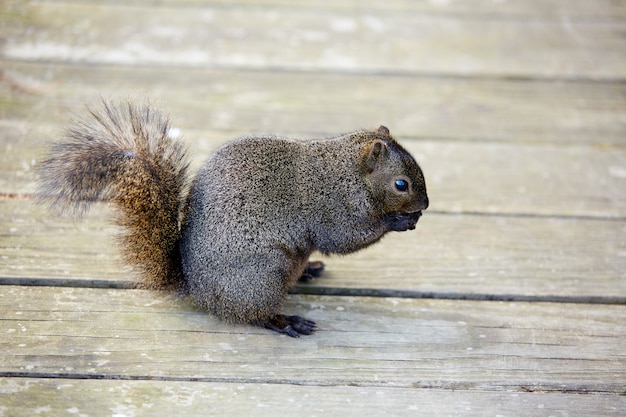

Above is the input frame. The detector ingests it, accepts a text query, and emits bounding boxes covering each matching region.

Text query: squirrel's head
[360,126,429,232]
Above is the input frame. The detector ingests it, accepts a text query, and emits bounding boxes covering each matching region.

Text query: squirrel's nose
[407,195,428,213]
[415,195,429,211]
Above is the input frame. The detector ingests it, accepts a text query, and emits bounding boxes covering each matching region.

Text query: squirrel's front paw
[256,314,317,337]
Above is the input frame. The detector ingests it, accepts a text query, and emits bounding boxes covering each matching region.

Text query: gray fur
[38,100,429,336]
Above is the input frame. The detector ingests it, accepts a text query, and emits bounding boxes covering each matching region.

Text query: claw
[256,314,317,337]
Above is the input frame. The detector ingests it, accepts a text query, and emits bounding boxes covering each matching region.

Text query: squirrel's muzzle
[383,210,423,232]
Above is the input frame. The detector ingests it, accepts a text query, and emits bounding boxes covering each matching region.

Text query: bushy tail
[37,99,190,290]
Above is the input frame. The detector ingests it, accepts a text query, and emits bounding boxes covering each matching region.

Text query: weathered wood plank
[323,213,626,298]
[2,2,625,80]
[1,286,624,392]
[3,124,625,218]
[1,378,624,417]
[0,200,125,281]
[3,60,624,146]
[413,141,626,219]
[7,0,626,20]
[1,63,625,217]
[2,199,625,298]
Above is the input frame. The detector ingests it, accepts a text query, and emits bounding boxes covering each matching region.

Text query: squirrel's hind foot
[299,261,325,282]
[256,314,317,337]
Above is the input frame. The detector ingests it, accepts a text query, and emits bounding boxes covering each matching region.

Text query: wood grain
[2,60,625,146]
[2,200,624,298]
[0,0,624,414]
[3,131,626,218]
[1,378,624,417]
[3,1,625,80]
[7,0,624,19]
[1,286,624,391]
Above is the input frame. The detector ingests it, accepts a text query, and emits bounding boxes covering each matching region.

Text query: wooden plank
[6,0,626,20]
[412,141,626,219]
[2,2,625,80]
[1,286,624,392]
[2,123,625,219]
[1,378,624,417]
[322,213,626,298]
[3,61,624,146]
[2,198,625,298]
[0,200,125,282]
[1,64,625,217]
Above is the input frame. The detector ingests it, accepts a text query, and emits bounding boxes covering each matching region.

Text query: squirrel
[37,99,429,337]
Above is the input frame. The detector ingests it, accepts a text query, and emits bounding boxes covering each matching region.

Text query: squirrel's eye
[394,179,409,192]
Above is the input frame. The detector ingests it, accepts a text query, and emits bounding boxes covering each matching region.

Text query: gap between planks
[0,372,623,395]
[0,276,625,306]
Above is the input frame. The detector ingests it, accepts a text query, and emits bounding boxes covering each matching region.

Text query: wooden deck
[1,0,625,415]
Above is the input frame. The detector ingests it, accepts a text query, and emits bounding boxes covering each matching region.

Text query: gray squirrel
[37,99,429,337]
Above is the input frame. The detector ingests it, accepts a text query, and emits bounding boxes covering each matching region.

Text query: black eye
[394,179,409,192]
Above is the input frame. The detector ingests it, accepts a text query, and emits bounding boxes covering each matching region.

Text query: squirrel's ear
[362,140,388,173]
[378,125,390,135]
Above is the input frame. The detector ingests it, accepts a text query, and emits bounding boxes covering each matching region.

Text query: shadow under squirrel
[37,99,429,337]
